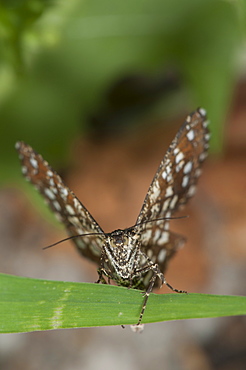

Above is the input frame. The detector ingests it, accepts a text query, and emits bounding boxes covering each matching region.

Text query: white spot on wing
[147,249,153,258]
[153,228,161,242]
[182,175,189,188]
[165,186,173,197]
[162,171,167,180]
[68,215,82,228]
[162,198,170,212]
[150,203,159,215]
[50,187,57,194]
[174,148,179,155]
[59,187,68,199]
[157,231,169,245]
[166,174,173,183]
[164,222,170,232]
[184,161,193,174]
[199,107,207,116]
[22,166,28,175]
[30,157,38,169]
[175,151,184,164]
[66,204,75,215]
[170,194,178,209]
[195,168,202,177]
[73,198,83,213]
[141,229,152,243]
[166,165,171,174]
[152,181,161,198]
[187,185,196,197]
[187,129,195,141]
[49,178,55,187]
[158,249,167,263]
[202,120,209,128]
[186,115,191,123]
[199,152,208,162]
[44,188,56,200]
[53,200,61,211]
[175,160,184,173]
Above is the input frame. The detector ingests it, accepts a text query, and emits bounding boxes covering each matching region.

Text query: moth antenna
[43,232,104,250]
[127,215,189,232]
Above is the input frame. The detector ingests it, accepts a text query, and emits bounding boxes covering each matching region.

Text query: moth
[16,107,210,326]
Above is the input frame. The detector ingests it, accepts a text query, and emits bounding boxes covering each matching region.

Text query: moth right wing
[16,141,105,265]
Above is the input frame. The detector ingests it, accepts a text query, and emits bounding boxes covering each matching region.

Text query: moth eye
[111,237,122,247]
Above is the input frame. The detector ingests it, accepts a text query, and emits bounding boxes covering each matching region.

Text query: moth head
[107,229,129,247]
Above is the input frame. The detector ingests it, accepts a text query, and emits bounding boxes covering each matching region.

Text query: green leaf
[0,273,245,333]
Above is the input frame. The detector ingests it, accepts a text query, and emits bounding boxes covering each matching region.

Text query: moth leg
[163,277,187,294]
[137,268,159,326]
[96,268,107,284]
[135,263,186,325]
[134,263,164,325]
[134,260,164,290]
[127,277,133,289]
[96,248,110,284]
[96,267,113,285]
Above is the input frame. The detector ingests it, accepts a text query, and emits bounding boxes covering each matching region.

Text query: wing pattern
[15,142,104,264]
[137,108,209,275]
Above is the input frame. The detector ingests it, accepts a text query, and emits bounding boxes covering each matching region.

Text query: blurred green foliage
[0,0,245,184]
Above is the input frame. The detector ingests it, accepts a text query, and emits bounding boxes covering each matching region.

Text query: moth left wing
[136,108,209,270]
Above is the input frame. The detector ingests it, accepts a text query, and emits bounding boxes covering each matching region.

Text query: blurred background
[0,0,246,369]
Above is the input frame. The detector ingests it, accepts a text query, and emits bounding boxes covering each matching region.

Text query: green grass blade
[0,273,245,333]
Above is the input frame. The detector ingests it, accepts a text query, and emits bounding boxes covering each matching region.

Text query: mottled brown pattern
[137,108,209,280]
[15,141,104,264]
